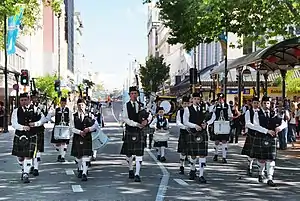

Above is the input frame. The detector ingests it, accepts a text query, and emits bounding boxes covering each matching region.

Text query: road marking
[111,104,119,123]
[65,169,74,175]
[146,149,170,201]
[173,178,189,186]
[72,185,83,192]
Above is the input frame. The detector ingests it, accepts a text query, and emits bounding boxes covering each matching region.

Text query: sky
[74,0,148,91]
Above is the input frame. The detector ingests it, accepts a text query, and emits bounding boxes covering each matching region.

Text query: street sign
[13,84,19,90]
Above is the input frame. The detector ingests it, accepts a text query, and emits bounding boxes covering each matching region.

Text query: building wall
[65,0,75,74]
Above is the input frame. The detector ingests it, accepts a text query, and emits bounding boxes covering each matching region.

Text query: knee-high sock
[93,150,97,158]
[247,157,254,170]
[199,157,206,177]
[214,144,219,155]
[76,158,82,170]
[23,159,32,174]
[135,156,143,176]
[36,151,41,161]
[17,157,24,171]
[61,144,67,158]
[189,157,197,171]
[126,156,133,171]
[82,156,89,175]
[179,154,185,167]
[266,161,275,180]
[156,148,161,156]
[222,143,228,158]
[161,146,165,157]
[257,161,266,176]
[33,157,39,170]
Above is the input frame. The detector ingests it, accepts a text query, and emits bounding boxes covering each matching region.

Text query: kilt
[71,133,93,158]
[141,126,154,135]
[241,133,252,156]
[154,141,168,147]
[31,126,45,152]
[120,130,145,156]
[246,133,277,160]
[12,132,37,158]
[177,129,188,153]
[185,129,208,156]
[51,128,70,144]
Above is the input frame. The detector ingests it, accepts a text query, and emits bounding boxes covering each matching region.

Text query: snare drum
[92,129,109,150]
[54,125,71,140]
[153,130,170,142]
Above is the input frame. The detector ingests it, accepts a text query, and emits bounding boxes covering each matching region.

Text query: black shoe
[189,170,196,180]
[77,170,83,178]
[134,175,141,182]
[247,168,252,176]
[222,158,227,163]
[32,169,39,176]
[29,166,34,174]
[81,174,87,181]
[157,155,161,161]
[23,173,30,183]
[258,175,263,183]
[213,155,218,161]
[87,161,91,167]
[199,176,207,184]
[160,156,166,162]
[57,155,62,162]
[59,158,65,162]
[129,170,134,179]
[267,180,276,187]
[179,166,184,175]
[20,170,24,180]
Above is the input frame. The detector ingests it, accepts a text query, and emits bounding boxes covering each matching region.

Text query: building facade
[65,0,75,75]
[74,11,84,85]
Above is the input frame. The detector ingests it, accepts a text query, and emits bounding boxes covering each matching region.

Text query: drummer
[71,98,98,181]
[150,106,169,162]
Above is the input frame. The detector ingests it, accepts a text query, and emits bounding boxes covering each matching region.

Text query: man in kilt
[50,97,71,162]
[241,96,260,176]
[208,93,233,163]
[183,92,209,183]
[11,93,45,183]
[243,96,286,187]
[120,86,151,182]
[176,96,190,174]
[71,98,98,181]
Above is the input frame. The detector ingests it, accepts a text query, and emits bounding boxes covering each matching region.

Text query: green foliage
[82,79,95,89]
[139,55,170,93]
[0,0,63,49]
[155,0,300,50]
[272,70,300,93]
[93,83,104,92]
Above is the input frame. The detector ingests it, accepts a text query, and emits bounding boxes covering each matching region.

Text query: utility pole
[193,47,197,93]
[57,13,61,97]
[3,15,9,133]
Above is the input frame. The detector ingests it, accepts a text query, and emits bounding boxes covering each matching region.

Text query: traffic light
[189,68,198,84]
[54,80,60,92]
[20,69,29,85]
[236,75,239,83]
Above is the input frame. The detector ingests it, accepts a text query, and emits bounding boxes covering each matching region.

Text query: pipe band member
[208,93,233,163]
[11,93,44,183]
[244,96,286,187]
[176,96,190,175]
[120,86,152,182]
[71,98,98,181]
[183,92,209,183]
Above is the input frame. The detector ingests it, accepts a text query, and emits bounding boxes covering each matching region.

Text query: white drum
[214,120,230,135]
[153,130,170,142]
[92,128,109,150]
[54,125,71,140]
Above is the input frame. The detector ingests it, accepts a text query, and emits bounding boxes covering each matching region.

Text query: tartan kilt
[154,141,168,147]
[247,134,277,160]
[71,133,93,158]
[241,133,252,156]
[31,127,45,152]
[51,128,70,144]
[120,130,145,156]
[141,126,154,135]
[12,132,37,158]
[185,129,208,156]
[177,129,188,153]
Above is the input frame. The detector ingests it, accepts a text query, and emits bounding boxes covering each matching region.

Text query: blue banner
[7,7,24,55]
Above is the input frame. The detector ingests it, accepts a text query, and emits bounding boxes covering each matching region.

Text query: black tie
[80,113,83,121]
[196,106,200,112]
[132,102,136,112]
[266,111,269,118]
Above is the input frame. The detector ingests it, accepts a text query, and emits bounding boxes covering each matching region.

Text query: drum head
[160,100,171,114]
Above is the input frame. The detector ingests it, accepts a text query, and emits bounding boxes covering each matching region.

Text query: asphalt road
[0,101,299,201]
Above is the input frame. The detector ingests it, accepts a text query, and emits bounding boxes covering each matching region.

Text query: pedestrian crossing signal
[54,80,60,92]
[20,69,29,85]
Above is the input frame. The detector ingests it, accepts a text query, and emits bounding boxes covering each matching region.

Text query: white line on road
[146,149,170,201]
[111,104,119,123]
[65,169,75,175]
[173,178,189,186]
[72,185,83,193]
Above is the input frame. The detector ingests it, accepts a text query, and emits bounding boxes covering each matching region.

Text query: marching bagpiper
[243,96,286,187]
[120,86,152,182]
[241,96,260,176]
[183,92,209,183]
[176,96,190,174]
[11,93,44,183]
[71,98,98,181]
[150,106,170,162]
[208,93,233,163]
[50,97,71,162]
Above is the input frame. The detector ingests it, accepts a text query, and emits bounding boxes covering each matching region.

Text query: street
[0,101,299,201]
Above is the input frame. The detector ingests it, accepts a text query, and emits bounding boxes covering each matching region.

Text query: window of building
[243,37,253,55]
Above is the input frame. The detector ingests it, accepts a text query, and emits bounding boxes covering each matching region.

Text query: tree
[271,70,300,94]
[150,0,300,50]
[82,79,95,89]
[0,0,63,49]
[139,55,170,94]
[94,83,104,92]
[35,74,69,101]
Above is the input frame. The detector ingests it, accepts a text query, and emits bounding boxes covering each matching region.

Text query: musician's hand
[141,120,148,126]
[195,125,202,131]
[267,130,275,136]
[23,126,30,131]
[29,123,35,127]
[201,123,207,129]
[275,127,281,134]
[137,123,144,129]
[80,131,86,137]
[83,128,90,133]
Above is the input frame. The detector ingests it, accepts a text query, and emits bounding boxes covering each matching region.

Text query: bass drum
[160,100,171,114]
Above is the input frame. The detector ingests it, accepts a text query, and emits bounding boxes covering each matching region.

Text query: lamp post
[3,15,9,132]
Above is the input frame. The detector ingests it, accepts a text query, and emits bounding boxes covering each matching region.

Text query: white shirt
[176,109,186,129]
[150,116,169,129]
[183,105,202,129]
[207,103,233,125]
[122,101,152,127]
[71,110,99,135]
